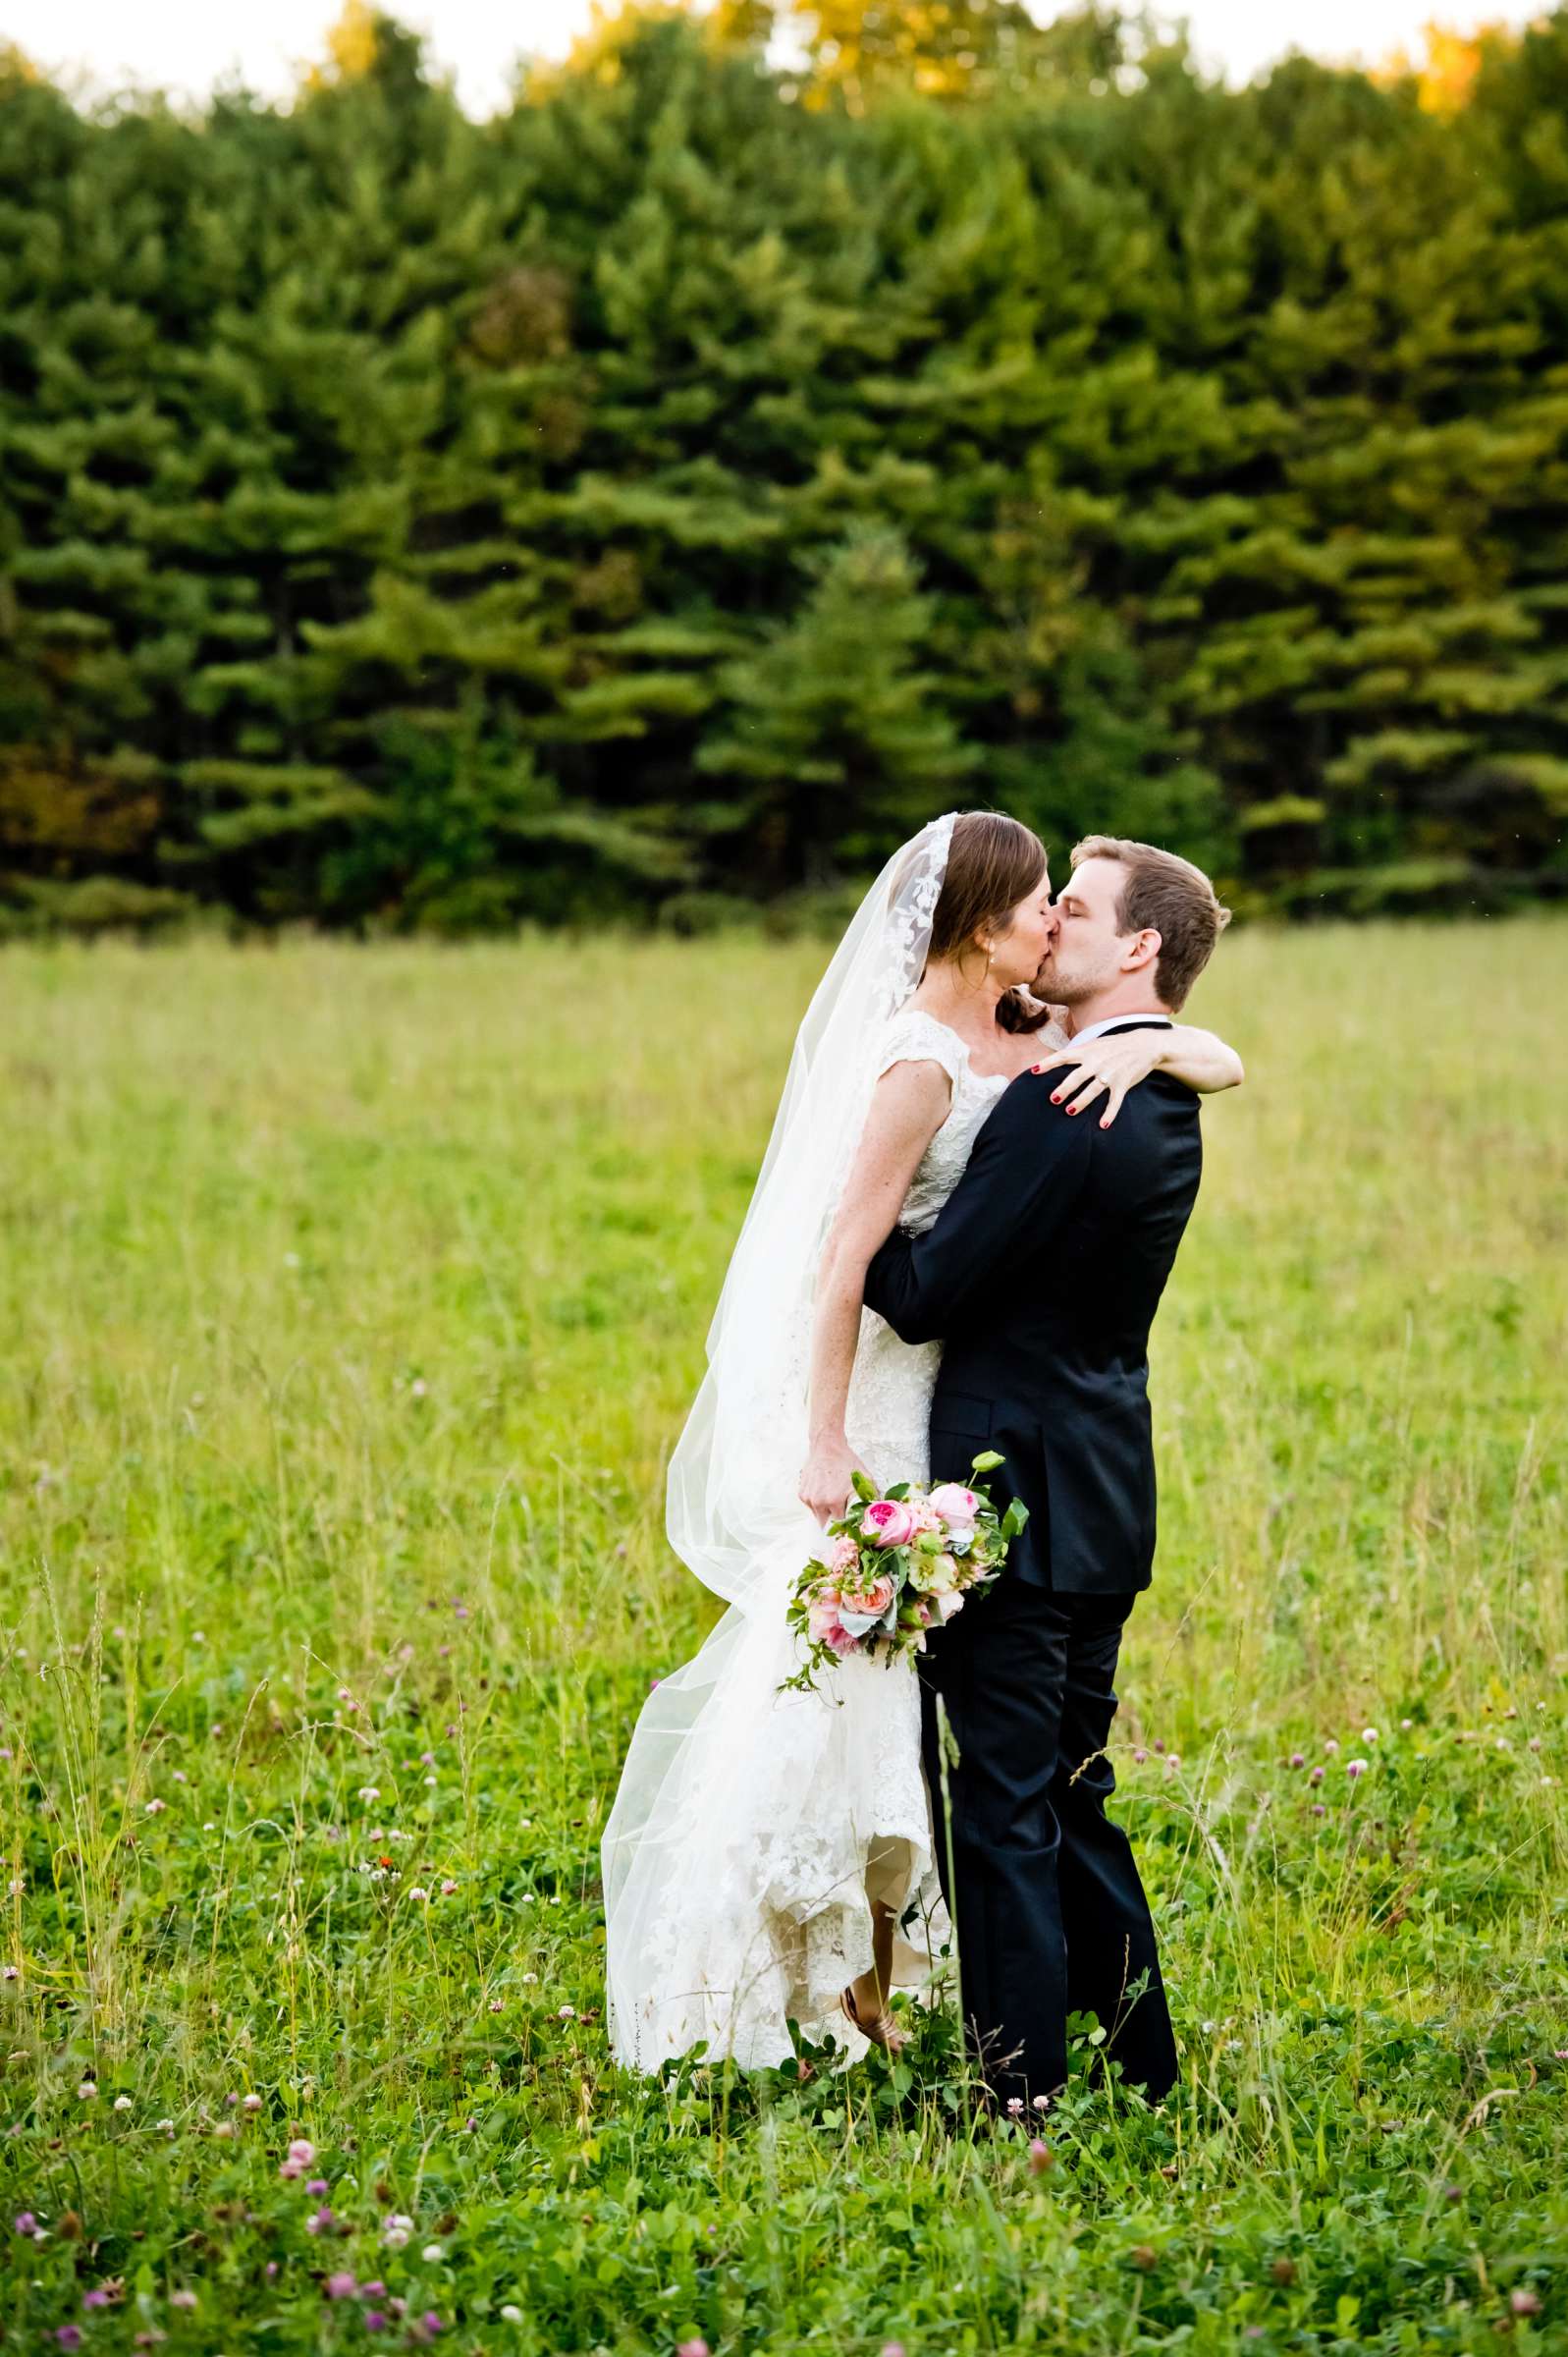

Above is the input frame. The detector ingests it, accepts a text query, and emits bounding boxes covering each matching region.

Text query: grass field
[1,919,1565,2354]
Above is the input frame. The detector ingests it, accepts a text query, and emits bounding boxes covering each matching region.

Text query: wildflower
[156,2119,174,2133]
[1031,2094,1049,2111]
[363,2316,387,2335]
[144,1799,166,1816]
[360,2281,386,2298]
[382,2214,414,2250]
[324,2273,358,2300]
[558,2005,575,2020]
[406,1888,429,1904]
[279,2158,304,2179]
[14,2213,38,2237]
[410,1379,428,1399]
[356,1787,380,1803]
[1345,1758,1369,1779]
[1131,1746,1147,1763]
[425,1777,437,1788]
[676,2342,709,2357]
[1512,2290,1542,2318]
[500,2308,523,2326]
[1288,1751,1305,1768]
[882,2345,906,2357]
[1311,1802,1326,1817]
[306,2177,329,2195]
[113,2095,133,2112]
[306,2208,334,2235]
[56,2330,82,2351]
[1005,2096,1024,2115]
[1400,1717,1413,1729]
[490,1997,505,2011]
[422,2245,444,2264]
[1309,1766,1325,1784]
[287,2138,316,2165]
[170,2290,197,2311]
[520,1974,536,1987]
[1362,1727,1379,1742]
[414,2316,443,2342]
[243,2093,263,2112]
[2,1965,18,1981]
[82,2287,113,2308]
[1028,2139,1054,2174]
[78,2081,96,2101]
[440,1880,458,1896]
[1323,1737,1339,1755]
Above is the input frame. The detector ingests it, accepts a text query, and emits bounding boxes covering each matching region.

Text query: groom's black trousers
[915,1571,1178,2111]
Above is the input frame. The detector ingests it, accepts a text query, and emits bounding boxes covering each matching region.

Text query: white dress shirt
[1067,1012,1173,1047]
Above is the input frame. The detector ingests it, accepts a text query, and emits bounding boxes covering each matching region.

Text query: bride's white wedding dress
[603,1003,1066,2073]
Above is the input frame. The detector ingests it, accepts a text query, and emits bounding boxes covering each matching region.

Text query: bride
[601,809,1242,2073]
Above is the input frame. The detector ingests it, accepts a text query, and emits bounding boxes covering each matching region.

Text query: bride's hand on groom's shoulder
[1030,1032,1167,1130]
[799,1440,875,1529]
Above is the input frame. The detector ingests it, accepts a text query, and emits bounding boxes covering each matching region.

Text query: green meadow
[1,920,1564,2353]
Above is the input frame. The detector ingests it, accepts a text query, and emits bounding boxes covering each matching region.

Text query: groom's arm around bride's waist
[863,1069,1096,1346]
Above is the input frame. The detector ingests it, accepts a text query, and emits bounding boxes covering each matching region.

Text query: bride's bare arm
[798,1058,952,1527]
[1032,1022,1244,1128]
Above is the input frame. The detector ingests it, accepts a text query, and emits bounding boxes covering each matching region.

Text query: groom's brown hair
[1070,835,1232,1011]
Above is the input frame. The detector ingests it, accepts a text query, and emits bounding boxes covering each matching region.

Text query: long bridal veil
[601,813,958,2071]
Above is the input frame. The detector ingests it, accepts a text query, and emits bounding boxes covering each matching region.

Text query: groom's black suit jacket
[862,1020,1203,1596]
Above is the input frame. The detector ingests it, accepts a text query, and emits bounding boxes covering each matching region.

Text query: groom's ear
[1123,925,1162,977]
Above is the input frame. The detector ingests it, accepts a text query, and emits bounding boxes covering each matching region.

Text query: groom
[863,833,1231,2114]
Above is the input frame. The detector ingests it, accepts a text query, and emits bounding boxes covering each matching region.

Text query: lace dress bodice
[843,1006,1066,1482]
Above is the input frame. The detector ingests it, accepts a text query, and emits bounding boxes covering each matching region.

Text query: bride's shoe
[841,1981,909,2056]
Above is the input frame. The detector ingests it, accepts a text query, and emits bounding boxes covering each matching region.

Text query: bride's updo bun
[927,809,1054,1034]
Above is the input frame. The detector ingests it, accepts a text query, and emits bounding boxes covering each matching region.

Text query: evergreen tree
[696,527,980,890]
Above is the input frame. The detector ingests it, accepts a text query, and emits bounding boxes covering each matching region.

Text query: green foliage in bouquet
[778,1452,1029,1699]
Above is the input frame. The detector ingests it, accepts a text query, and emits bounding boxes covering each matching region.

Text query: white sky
[0,0,1550,115]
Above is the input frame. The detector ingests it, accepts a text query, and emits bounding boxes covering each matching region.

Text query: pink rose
[935,1590,966,1622]
[840,1572,895,1618]
[928,1483,980,1528]
[807,1597,859,1656]
[826,1533,860,1576]
[863,1500,916,1549]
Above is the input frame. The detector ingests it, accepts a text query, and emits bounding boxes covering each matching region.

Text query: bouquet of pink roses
[778,1453,1027,1698]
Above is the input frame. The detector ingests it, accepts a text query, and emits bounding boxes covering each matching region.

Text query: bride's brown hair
[926,809,1054,1034]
